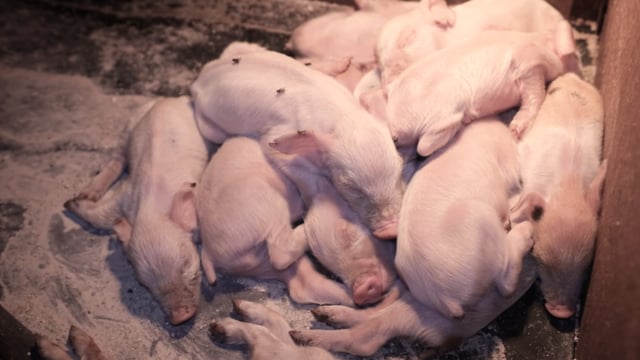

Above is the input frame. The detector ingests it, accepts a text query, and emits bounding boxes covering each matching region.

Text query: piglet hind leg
[496,221,535,297]
[291,295,424,357]
[509,67,546,139]
[278,256,354,306]
[312,280,405,328]
[231,299,294,345]
[63,179,129,230]
[68,325,111,360]
[210,317,276,348]
[266,223,308,271]
[72,155,126,201]
[35,334,74,360]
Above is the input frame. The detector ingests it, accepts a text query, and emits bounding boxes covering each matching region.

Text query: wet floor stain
[48,213,107,277]
[0,201,25,255]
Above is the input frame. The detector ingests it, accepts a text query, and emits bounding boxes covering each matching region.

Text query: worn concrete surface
[0,1,599,359]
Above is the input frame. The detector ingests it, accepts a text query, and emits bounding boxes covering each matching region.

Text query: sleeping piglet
[285,0,419,64]
[64,97,209,325]
[210,299,337,360]
[268,144,397,306]
[290,255,538,356]
[510,73,607,318]
[195,136,353,306]
[190,42,404,240]
[363,27,578,159]
[393,117,535,320]
[376,0,575,85]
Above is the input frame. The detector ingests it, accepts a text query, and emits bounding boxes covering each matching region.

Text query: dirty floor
[0,1,600,359]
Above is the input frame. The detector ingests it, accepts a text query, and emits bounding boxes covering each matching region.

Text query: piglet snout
[169,305,197,325]
[353,276,383,306]
[544,302,575,319]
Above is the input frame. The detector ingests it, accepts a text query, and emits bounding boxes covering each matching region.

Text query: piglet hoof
[311,308,333,325]
[209,322,228,344]
[289,330,314,346]
[509,123,524,140]
[231,299,248,319]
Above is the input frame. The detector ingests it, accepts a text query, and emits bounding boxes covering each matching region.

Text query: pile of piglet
[50,0,608,359]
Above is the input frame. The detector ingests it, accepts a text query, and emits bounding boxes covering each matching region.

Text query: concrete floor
[0,1,599,359]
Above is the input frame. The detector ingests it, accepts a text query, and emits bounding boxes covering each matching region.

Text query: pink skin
[267,147,397,306]
[64,97,209,325]
[376,0,575,85]
[545,303,575,319]
[286,0,418,64]
[352,275,383,306]
[210,299,337,360]
[512,73,606,319]
[196,137,354,307]
[394,118,534,320]
[289,255,537,356]
[191,42,404,242]
[366,28,576,160]
[36,325,110,360]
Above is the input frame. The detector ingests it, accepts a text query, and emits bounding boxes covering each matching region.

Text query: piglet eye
[392,136,399,143]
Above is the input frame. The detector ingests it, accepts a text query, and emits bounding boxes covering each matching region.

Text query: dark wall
[575,0,640,358]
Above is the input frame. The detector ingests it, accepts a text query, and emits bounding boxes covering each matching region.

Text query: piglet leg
[231,299,294,344]
[267,224,308,271]
[64,179,130,230]
[496,221,535,297]
[278,256,354,306]
[291,293,426,356]
[35,334,74,360]
[312,281,405,328]
[73,155,126,201]
[509,67,546,139]
[68,325,110,360]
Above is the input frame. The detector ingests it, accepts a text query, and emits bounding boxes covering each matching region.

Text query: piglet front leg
[509,66,546,139]
[210,299,338,360]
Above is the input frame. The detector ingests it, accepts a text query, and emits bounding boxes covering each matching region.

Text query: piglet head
[526,161,607,318]
[114,183,202,325]
[269,124,404,240]
[333,216,397,306]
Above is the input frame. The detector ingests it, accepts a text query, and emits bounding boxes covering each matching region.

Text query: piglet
[285,0,418,64]
[510,73,607,318]
[394,118,535,320]
[64,97,209,325]
[365,28,577,158]
[376,0,576,85]
[190,42,404,240]
[268,144,397,306]
[210,299,337,360]
[196,136,353,306]
[36,326,111,360]
[290,255,538,356]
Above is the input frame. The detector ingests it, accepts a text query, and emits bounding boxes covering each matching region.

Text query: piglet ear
[587,159,608,215]
[170,182,198,233]
[113,217,133,245]
[269,130,329,168]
